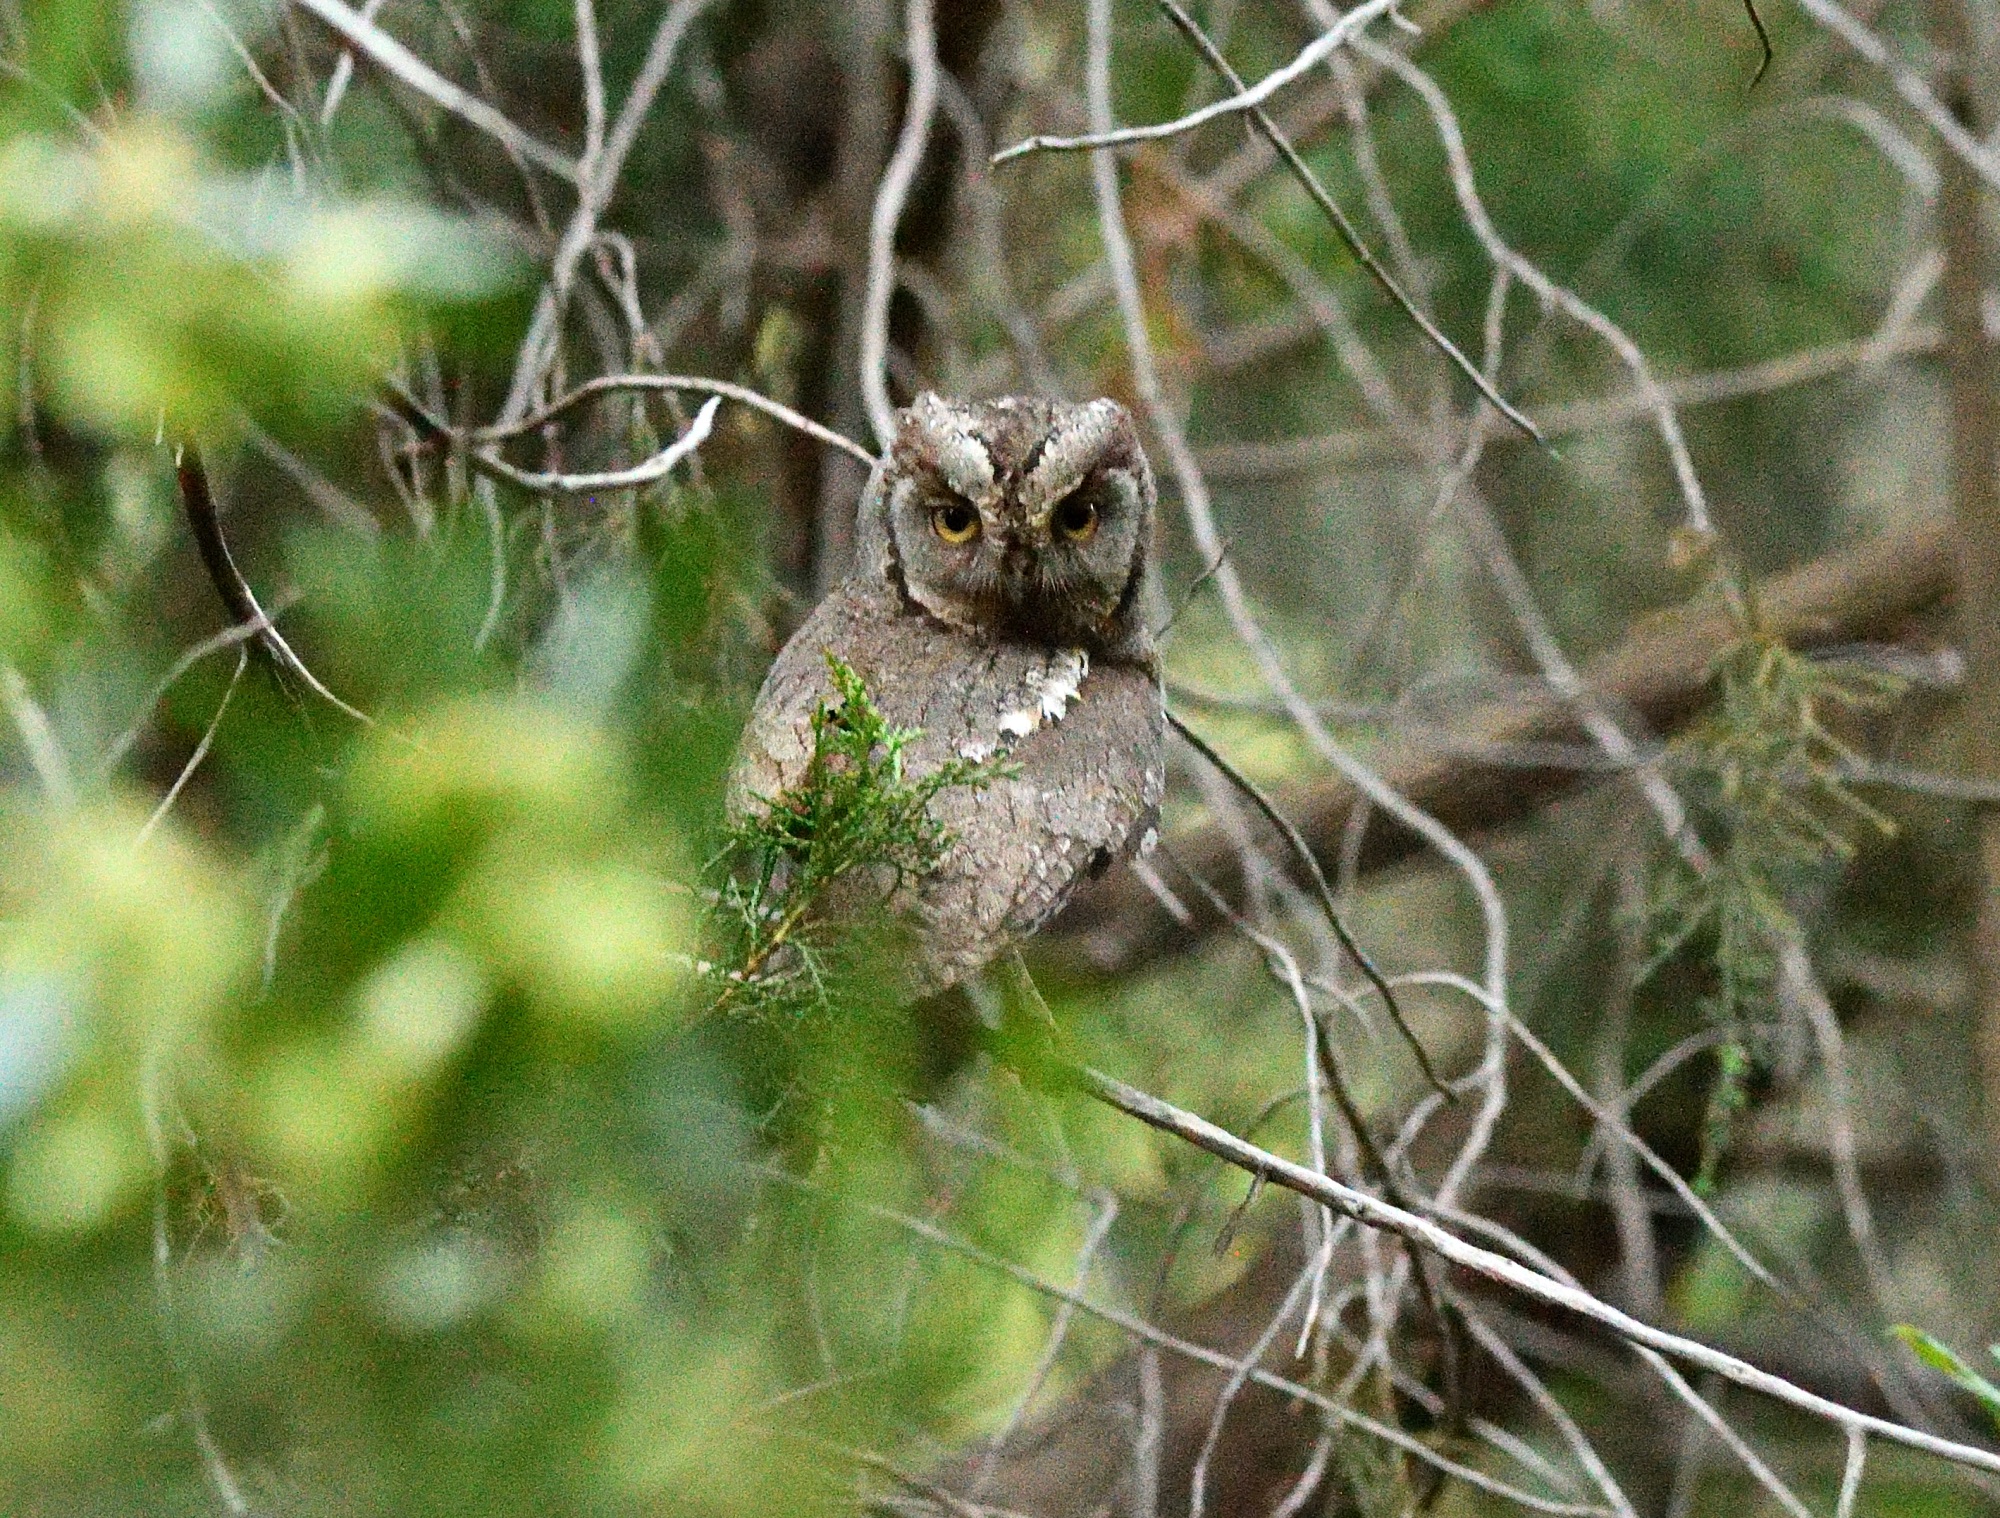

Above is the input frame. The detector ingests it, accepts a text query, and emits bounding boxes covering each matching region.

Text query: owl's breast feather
[727,580,1165,994]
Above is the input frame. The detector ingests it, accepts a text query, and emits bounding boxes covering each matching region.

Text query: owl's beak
[997,530,1048,596]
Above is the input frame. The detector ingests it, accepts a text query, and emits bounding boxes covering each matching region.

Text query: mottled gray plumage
[730,393,1167,996]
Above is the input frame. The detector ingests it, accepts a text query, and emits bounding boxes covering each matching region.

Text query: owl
[729,393,1167,998]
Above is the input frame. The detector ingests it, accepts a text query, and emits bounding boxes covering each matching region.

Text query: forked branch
[1074,1064,2000,1479]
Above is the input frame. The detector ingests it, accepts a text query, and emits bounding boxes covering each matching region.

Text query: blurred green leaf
[1894,1325,2000,1434]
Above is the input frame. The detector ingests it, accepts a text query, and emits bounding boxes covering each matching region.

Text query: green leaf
[1893,1325,2000,1433]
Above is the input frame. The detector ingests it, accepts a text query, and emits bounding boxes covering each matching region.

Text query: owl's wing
[726,582,885,822]
[911,656,1164,993]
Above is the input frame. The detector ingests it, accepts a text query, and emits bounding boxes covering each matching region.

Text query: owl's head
[857,393,1156,659]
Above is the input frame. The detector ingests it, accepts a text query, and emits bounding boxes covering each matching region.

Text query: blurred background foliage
[2,0,1999,1513]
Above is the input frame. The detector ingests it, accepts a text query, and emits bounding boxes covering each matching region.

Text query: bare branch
[473,395,719,494]
[1362,38,1716,543]
[1077,1065,2000,1478]
[175,442,376,727]
[861,0,940,448]
[318,0,387,126]
[1156,0,1544,446]
[1167,710,1446,1096]
[1790,0,2000,193]
[499,0,720,420]
[994,0,1410,163]
[474,373,878,466]
[0,661,76,807]
[575,0,606,173]
[98,614,288,779]
[133,648,247,852]
[290,0,580,183]
[1838,1429,1869,1518]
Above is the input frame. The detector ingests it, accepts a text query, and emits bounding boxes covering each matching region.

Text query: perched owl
[729,393,1167,997]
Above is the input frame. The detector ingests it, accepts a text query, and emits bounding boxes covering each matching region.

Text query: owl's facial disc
[884,393,1155,656]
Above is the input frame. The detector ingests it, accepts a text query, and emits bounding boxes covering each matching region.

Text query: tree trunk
[1930,0,2000,1176]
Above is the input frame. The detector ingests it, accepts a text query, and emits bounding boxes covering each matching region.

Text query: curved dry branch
[1157,0,1544,447]
[993,0,1410,163]
[861,0,941,448]
[478,395,718,494]
[175,443,376,727]
[291,0,579,183]
[390,383,727,495]
[474,373,878,466]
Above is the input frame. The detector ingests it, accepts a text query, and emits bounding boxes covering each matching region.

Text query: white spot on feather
[995,648,1088,743]
[1038,649,1088,721]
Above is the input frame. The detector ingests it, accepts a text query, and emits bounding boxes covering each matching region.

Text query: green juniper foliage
[1646,633,1903,1188]
[708,654,1008,1024]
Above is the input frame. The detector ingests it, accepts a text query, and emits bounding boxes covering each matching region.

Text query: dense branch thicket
[2,1,2000,1515]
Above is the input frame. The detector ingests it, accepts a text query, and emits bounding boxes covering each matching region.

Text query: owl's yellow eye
[932,501,981,543]
[1054,494,1099,541]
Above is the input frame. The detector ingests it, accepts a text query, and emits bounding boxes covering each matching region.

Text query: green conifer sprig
[1645,635,1904,1189]
[707,654,1009,1022]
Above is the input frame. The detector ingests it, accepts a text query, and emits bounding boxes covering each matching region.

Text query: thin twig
[1133,1345,1163,1518]
[0,660,77,807]
[1362,37,1718,545]
[1743,0,1776,85]
[473,372,879,465]
[575,0,606,174]
[290,0,579,182]
[498,0,719,419]
[1166,709,1449,1099]
[1454,1300,1639,1518]
[1837,1428,1868,1518]
[1789,0,2000,192]
[98,613,288,778]
[140,1057,254,1516]
[318,0,388,125]
[1187,1259,1315,1518]
[1782,936,1901,1316]
[482,395,720,494]
[175,442,375,726]
[134,648,248,851]
[241,420,380,537]
[1394,969,1786,1294]
[993,0,1409,163]
[1156,0,1544,446]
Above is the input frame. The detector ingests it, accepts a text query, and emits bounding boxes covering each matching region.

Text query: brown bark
[1931,0,2000,1175]
[1037,519,1955,983]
